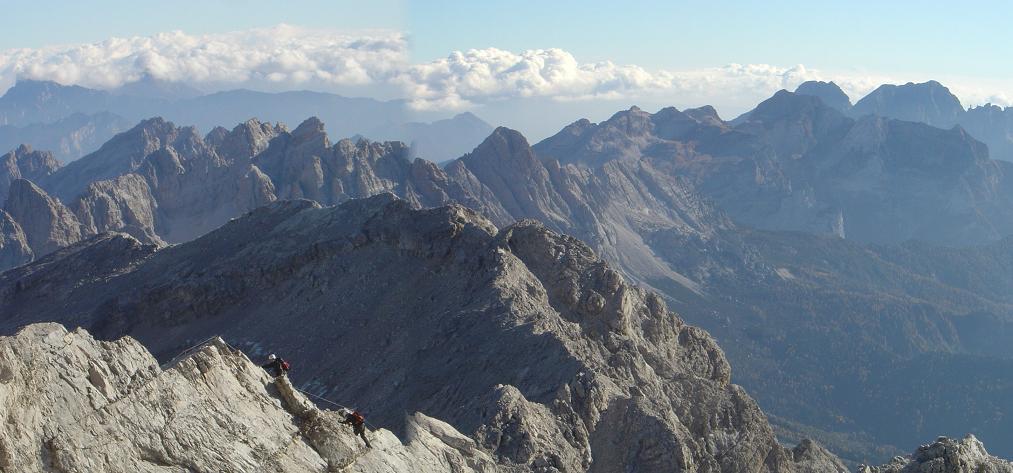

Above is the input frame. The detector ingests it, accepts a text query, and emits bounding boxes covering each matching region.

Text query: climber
[339,408,371,448]
[261,353,290,378]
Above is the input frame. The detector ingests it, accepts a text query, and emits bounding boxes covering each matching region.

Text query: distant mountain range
[0,78,493,163]
[793,79,1013,163]
[5,82,1013,466]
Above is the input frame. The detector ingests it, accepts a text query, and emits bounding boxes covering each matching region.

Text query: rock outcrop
[0,210,32,269]
[859,435,1013,473]
[0,145,60,206]
[0,323,505,472]
[2,179,82,257]
[0,195,834,472]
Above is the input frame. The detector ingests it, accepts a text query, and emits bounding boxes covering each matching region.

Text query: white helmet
[338,408,352,416]
[268,354,277,361]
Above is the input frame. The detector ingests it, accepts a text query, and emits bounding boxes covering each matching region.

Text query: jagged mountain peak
[1,144,60,202]
[853,80,965,127]
[684,105,725,123]
[292,115,326,136]
[467,126,534,161]
[747,89,832,119]
[794,80,853,112]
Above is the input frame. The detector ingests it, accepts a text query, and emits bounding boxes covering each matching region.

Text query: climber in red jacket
[339,408,371,448]
[261,354,290,378]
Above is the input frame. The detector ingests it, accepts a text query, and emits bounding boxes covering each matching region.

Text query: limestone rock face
[0,210,32,269]
[0,323,505,473]
[0,196,832,472]
[790,439,849,473]
[73,174,163,244]
[859,436,1013,473]
[252,117,479,212]
[0,145,60,206]
[2,179,82,257]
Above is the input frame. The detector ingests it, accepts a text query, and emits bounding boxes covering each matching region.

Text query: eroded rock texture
[0,323,504,472]
[0,196,836,472]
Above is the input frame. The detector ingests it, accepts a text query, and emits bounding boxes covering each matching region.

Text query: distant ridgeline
[0,78,493,163]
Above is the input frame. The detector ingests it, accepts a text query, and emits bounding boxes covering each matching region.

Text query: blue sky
[3,0,1012,136]
[5,0,1010,79]
[1,1,405,49]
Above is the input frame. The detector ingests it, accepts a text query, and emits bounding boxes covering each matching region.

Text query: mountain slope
[543,92,1013,245]
[0,195,844,473]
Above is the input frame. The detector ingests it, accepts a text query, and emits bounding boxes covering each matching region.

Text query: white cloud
[0,25,1009,115]
[0,24,408,92]
[395,50,899,113]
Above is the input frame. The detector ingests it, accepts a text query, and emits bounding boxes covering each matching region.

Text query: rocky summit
[0,195,845,472]
[859,435,1013,473]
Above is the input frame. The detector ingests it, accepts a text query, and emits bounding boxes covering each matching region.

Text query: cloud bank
[0,24,1009,115]
[0,25,408,92]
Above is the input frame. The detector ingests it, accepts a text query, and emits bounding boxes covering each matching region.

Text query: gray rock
[0,195,832,472]
[0,210,32,269]
[2,179,82,257]
[859,435,1013,473]
[0,144,60,206]
[0,323,504,472]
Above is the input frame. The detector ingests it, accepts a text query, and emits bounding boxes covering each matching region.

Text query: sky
[2,0,1012,137]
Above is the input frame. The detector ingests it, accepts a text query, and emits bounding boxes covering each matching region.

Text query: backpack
[280,360,291,371]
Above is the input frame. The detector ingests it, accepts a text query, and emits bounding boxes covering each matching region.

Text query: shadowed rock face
[2,179,82,257]
[0,210,32,268]
[859,435,1013,473]
[0,145,60,206]
[0,323,504,472]
[0,196,840,473]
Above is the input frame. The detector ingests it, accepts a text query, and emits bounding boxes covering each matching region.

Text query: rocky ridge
[0,145,60,206]
[0,322,504,472]
[859,435,1013,473]
[0,195,845,473]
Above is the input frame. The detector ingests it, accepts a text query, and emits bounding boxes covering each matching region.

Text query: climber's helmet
[268,354,277,361]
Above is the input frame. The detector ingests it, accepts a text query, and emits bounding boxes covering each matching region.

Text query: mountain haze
[0,79,493,163]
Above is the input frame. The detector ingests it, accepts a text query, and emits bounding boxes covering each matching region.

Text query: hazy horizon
[3,1,1013,139]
